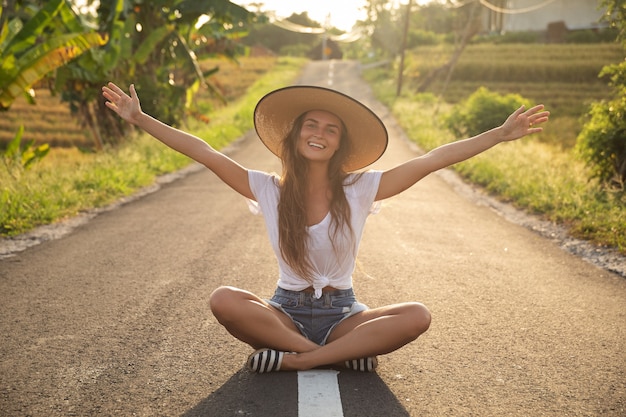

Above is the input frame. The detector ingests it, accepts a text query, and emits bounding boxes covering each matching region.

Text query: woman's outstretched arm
[102,82,253,199]
[376,104,550,201]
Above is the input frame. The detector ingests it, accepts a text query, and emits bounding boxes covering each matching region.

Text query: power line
[478,0,558,14]
[445,0,476,9]
[265,12,362,43]
[270,17,325,34]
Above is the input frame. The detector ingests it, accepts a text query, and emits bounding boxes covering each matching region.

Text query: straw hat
[253,85,388,172]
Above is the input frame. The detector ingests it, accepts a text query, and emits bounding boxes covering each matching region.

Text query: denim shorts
[267,287,368,346]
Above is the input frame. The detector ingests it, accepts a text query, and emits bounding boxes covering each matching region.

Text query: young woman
[102,83,549,373]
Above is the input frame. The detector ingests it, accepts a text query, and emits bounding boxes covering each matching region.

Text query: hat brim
[253,86,388,172]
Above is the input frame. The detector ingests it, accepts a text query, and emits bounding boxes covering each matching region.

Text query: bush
[574,0,626,189]
[408,29,444,47]
[488,31,542,44]
[444,87,531,137]
[279,43,311,57]
[576,60,626,188]
[565,28,619,44]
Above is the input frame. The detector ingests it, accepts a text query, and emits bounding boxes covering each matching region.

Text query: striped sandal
[247,348,285,373]
[344,356,378,372]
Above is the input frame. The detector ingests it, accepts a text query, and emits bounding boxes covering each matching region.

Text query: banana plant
[0,0,108,110]
[54,0,254,147]
[117,0,253,121]
[2,124,50,180]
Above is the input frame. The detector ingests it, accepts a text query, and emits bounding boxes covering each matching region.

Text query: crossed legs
[209,286,431,371]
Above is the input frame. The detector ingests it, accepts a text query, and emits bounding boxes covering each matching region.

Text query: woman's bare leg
[209,286,318,352]
[280,302,431,371]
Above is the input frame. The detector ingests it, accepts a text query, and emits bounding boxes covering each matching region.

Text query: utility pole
[322,13,331,60]
[396,0,412,97]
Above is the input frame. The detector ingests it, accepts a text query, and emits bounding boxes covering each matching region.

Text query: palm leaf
[5,125,25,160]
[0,32,108,109]
[2,0,65,56]
[175,0,252,24]
[0,17,23,53]
[58,0,90,33]
[134,25,174,64]
[176,33,226,103]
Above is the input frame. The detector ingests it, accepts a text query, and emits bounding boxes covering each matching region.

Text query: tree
[242,12,322,55]
[53,0,254,148]
[575,0,626,187]
[361,0,404,58]
[0,0,107,110]
[408,1,455,40]
[417,0,482,93]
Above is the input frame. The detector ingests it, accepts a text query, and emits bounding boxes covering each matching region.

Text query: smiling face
[297,110,343,166]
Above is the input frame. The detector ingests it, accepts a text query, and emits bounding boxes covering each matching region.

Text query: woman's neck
[303,163,332,225]
[305,163,330,192]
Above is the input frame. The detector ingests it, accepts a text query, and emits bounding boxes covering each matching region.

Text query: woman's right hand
[102,82,143,125]
[102,81,253,198]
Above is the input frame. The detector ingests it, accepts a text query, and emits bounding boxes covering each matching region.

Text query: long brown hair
[277,111,354,282]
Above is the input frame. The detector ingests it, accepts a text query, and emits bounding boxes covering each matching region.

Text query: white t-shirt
[248,170,383,298]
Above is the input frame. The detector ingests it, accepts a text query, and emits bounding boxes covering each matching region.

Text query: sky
[232,1,432,32]
[73,1,433,32]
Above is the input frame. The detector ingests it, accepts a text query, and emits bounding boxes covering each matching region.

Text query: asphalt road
[1,61,624,417]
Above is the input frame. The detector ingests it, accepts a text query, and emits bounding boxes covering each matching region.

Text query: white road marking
[298,60,344,417]
[298,370,343,417]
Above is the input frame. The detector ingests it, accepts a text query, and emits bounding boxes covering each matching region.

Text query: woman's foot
[247,348,285,373]
[247,349,378,373]
[344,356,378,372]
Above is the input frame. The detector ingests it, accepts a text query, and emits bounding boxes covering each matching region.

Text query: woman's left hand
[102,82,143,125]
[500,104,550,142]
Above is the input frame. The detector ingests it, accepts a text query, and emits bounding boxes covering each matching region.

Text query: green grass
[403,43,623,117]
[458,140,625,252]
[366,87,625,254]
[0,56,307,236]
[364,43,625,253]
[2,43,625,255]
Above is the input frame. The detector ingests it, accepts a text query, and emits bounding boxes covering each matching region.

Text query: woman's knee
[405,302,431,338]
[209,286,243,318]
